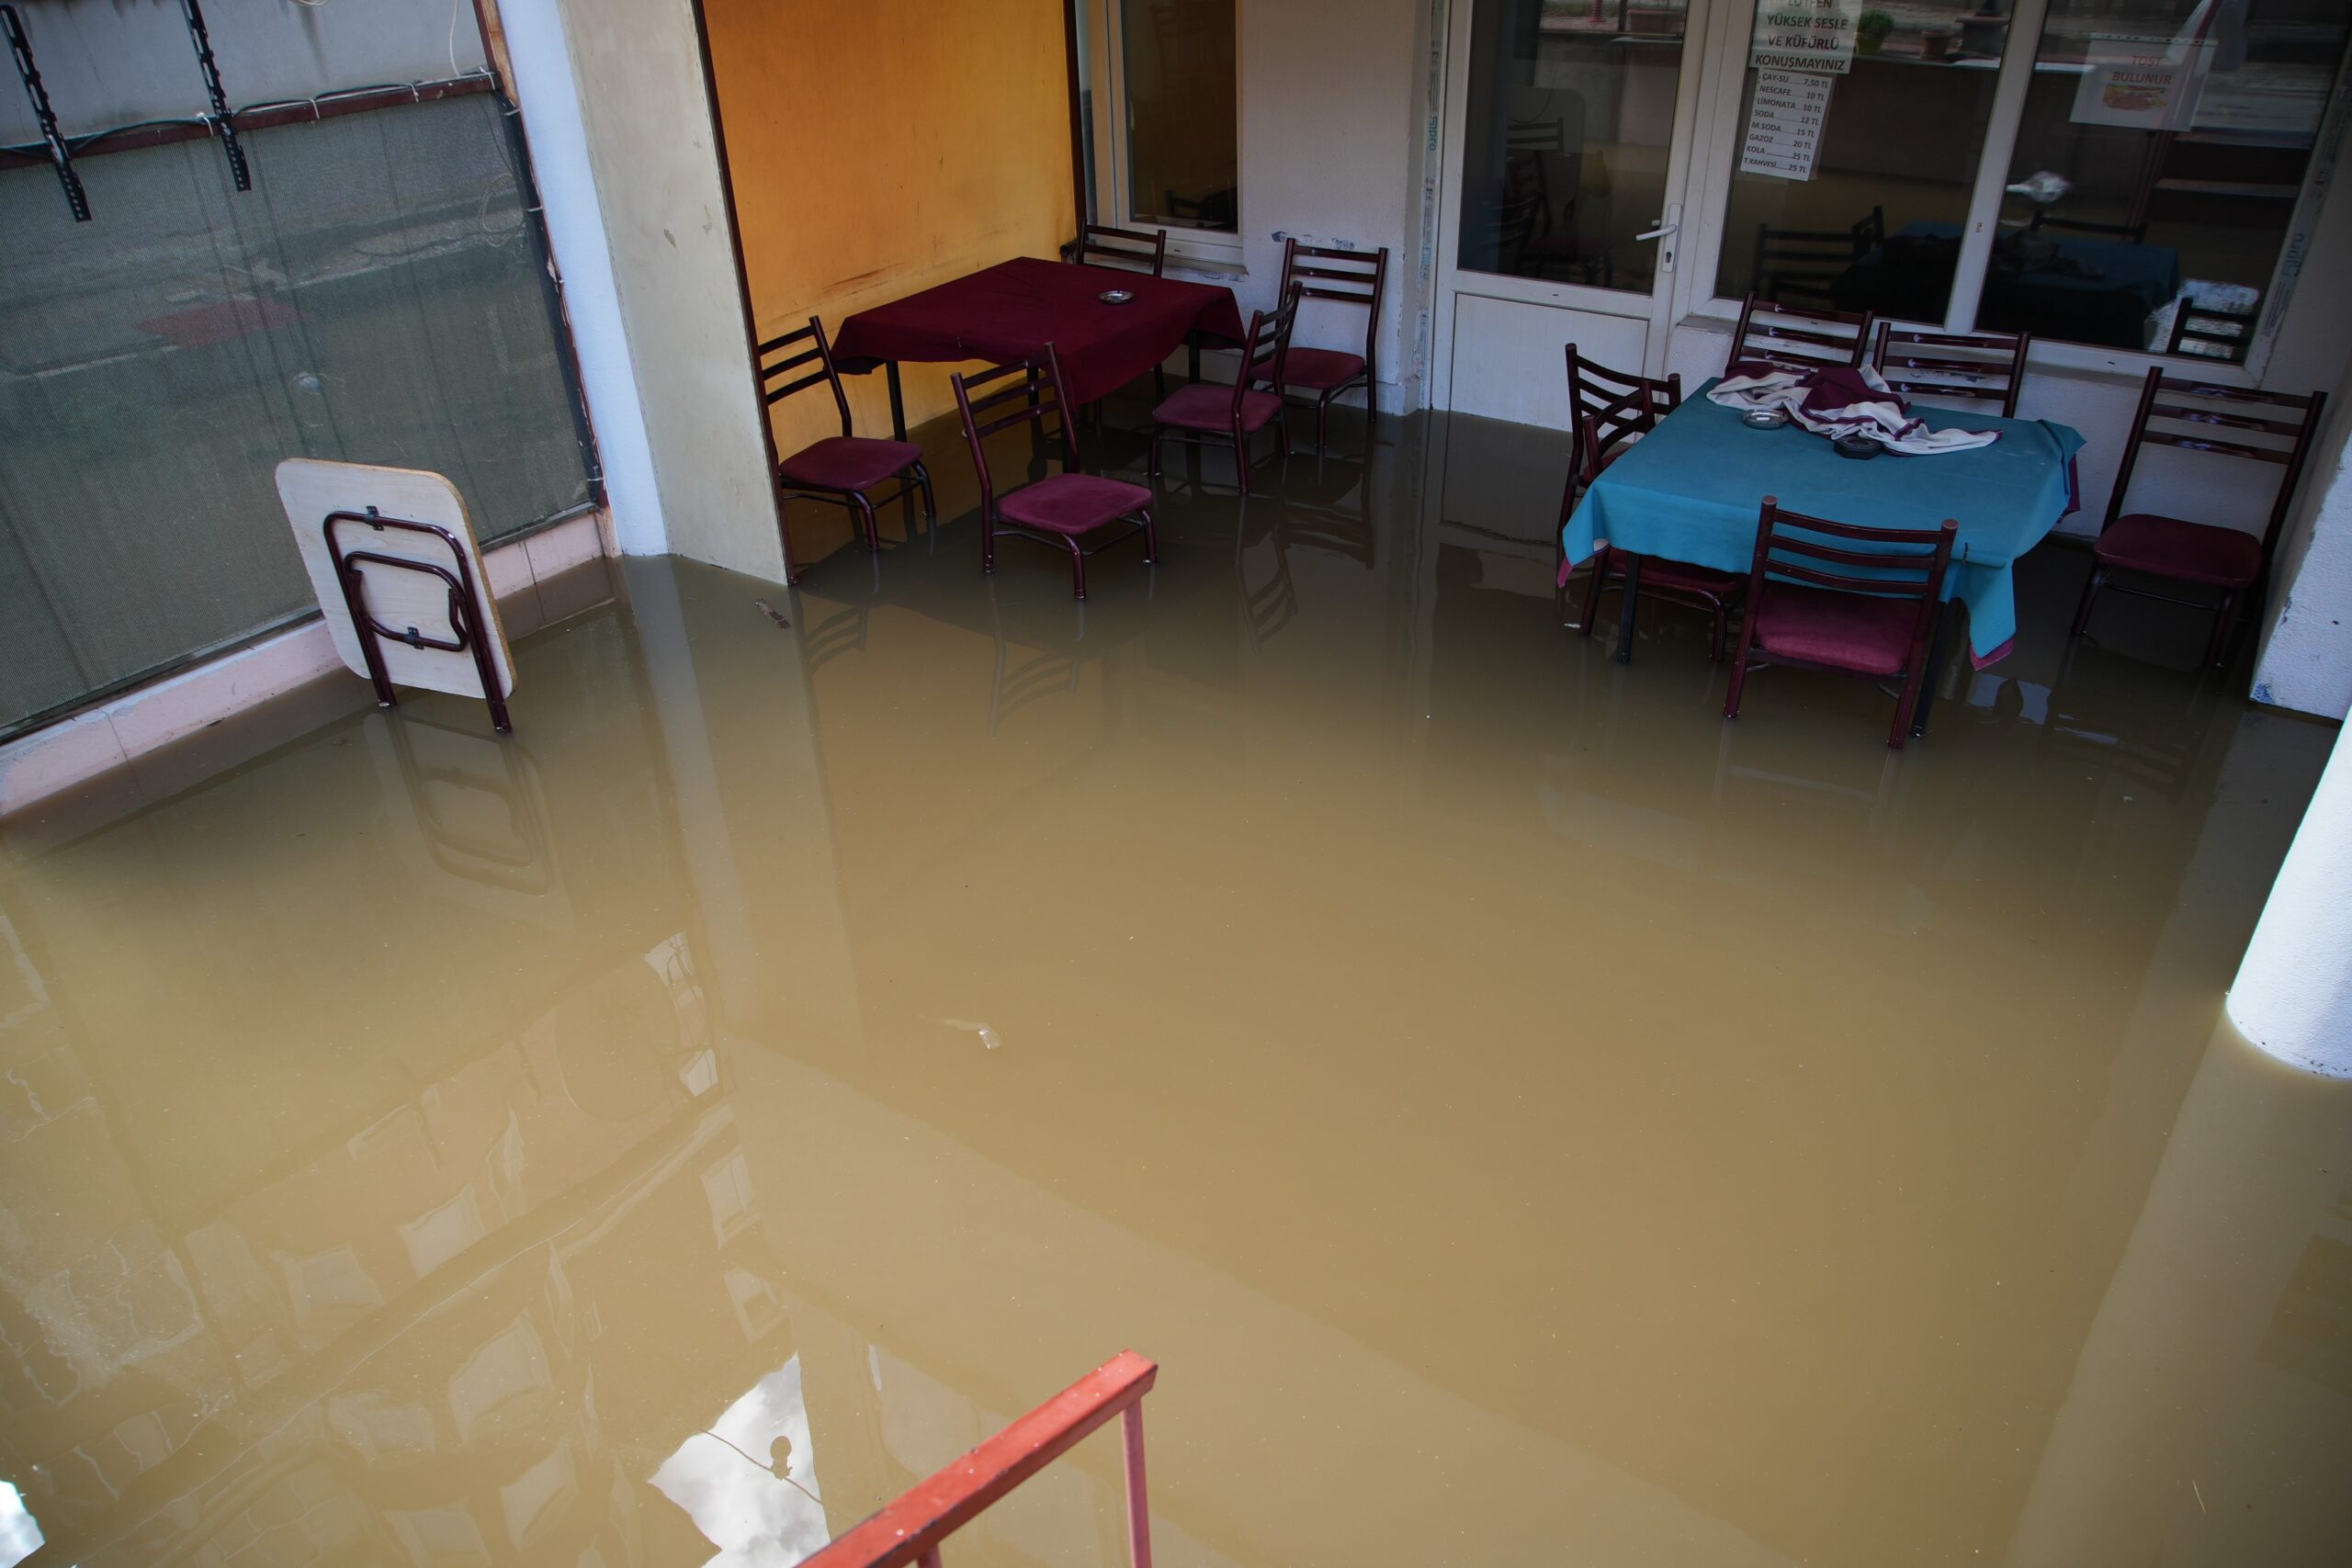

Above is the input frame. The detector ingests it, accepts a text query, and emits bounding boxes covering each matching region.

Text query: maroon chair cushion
[1283,347,1367,392]
[2092,513,2262,588]
[778,435,923,491]
[1752,581,1921,676]
[1601,553,1740,596]
[997,474,1152,536]
[1152,382,1284,434]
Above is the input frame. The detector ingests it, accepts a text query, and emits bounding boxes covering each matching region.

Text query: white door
[1431,0,1713,426]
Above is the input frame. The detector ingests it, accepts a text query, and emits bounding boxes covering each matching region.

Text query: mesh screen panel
[1,92,593,735]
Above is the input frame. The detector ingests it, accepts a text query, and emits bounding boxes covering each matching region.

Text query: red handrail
[799,1350,1159,1568]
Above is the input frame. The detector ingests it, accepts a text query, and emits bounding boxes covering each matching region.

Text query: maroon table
[830,256,1248,437]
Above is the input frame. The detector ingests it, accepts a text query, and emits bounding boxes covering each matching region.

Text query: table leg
[887,361,907,442]
[1613,556,1641,664]
[1910,597,1962,739]
[1188,340,1202,383]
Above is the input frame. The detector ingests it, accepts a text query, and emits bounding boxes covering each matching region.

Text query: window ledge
[1165,250,1247,280]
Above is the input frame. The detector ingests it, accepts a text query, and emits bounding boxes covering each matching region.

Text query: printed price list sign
[1740,69,1832,180]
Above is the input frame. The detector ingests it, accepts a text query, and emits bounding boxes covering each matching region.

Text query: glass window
[1121,0,1238,231]
[0,95,594,738]
[1456,0,1691,293]
[1981,0,2352,360]
[1713,0,2002,321]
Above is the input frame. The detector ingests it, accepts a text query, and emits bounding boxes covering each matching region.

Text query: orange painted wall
[702,0,1077,457]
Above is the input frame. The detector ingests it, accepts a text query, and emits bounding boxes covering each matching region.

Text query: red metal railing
[800,1350,1159,1568]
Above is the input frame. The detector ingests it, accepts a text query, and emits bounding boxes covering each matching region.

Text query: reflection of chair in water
[801,604,869,673]
[386,716,552,895]
[1751,205,1883,308]
[2040,641,2223,807]
[987,585,1085,734]
[1236,512,1298,652]
[1713,721,1909,840]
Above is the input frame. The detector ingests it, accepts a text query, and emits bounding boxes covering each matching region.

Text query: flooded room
[4,1,2351,1566]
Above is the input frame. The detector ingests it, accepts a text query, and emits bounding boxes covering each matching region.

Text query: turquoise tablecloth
[1560,383,2086,662]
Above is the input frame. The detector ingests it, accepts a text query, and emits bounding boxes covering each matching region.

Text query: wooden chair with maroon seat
[1275,238,1386,453]
[2069,367,2329,670]
[1729,293,1870,375]
[950,343,1156,600]
[1066,223,1168,276]
[1147,284,1299,498]
[1560,347,1743,661]
[760,317,935,553]
[1870,322,2030,418]
[1723,497,1957,750]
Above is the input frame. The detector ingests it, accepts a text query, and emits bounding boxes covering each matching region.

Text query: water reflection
[2,412,2348,1567]
[651,1357,827,1565]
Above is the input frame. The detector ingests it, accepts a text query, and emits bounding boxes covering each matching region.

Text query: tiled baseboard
[0,510,609,824]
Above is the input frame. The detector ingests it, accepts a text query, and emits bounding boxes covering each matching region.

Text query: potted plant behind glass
[1856,9,1895,53]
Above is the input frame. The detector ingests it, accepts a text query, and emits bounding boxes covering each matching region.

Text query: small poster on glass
[2070,34,2213,130]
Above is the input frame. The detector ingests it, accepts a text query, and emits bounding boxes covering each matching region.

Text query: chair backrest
[1750,205,1883,308]
[1746,497,1956,656]
[2028,209,2148,245]
[1071,223,1167,276]
[2102,367,2330,557]
[1564,344,1679,491]
[757,316,853,439]
[1230,283,1302,418]
[951,344,1080,511]
[1871,322,2030,418]
[1278,237,1386,367]
[1730,293,1869,375]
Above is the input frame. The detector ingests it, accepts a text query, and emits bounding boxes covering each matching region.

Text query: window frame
[1677,0,2352,384]
[1081,0,1246,269]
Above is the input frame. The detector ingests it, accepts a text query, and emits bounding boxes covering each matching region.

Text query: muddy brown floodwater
[3,410,2348,1568]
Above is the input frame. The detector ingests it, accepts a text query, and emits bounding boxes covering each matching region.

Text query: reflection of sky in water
[0,1483,41,1568]
[651,1355,829,1566]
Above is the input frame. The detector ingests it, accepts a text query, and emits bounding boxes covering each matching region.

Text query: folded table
[831,257,1248,437]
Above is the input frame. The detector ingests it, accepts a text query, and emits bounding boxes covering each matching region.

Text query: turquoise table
[1561,382,2086,672]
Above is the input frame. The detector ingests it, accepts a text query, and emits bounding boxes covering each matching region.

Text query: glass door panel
[1455,0,1690,294]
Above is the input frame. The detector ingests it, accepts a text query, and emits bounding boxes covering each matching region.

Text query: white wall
[1217,0,1430,412]
[0,0,484,143]
[503,0,783,582]
[496,0,665,559]
[2229,714,2352,1075]
[2252,354,2352,717]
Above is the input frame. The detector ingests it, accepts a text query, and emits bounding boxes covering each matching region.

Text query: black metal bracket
[3,5,90,221]
[323,505,513,734]
[179,0,250,192]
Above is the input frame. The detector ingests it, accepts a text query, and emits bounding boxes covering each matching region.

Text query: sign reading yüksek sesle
[1750,0,1858,75]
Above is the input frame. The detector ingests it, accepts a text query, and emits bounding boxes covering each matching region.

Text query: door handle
[1634,221,1678,242]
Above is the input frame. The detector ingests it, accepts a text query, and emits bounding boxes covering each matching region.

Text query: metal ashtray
[1097,288,1136,305]
[1740,407,1790,430]
[1833,432,1885,460]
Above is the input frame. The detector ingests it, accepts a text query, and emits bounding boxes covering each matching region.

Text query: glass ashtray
[1740,407,1790,429]
[1097,288,1136,306]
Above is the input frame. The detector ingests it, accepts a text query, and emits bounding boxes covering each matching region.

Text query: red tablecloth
[830,257,1247,407]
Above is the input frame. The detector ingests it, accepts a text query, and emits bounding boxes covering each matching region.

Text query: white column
[2227,711,2352,1076]
[497,0,668,557]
